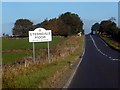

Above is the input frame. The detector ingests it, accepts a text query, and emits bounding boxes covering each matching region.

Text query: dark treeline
[12,12,84,37]
[91,17,120,42]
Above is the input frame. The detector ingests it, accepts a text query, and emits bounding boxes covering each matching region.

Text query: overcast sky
[2,2,118,35]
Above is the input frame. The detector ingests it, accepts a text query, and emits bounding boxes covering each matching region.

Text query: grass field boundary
[2,36,65,64]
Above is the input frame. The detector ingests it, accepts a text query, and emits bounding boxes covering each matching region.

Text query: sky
[1,2,118,35]
[1,0,119,2]
[118,1,120,28]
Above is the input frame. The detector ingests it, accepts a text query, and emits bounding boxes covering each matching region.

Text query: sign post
[48,42,50,63]
[33,42,35,63]
[29,28,52,63]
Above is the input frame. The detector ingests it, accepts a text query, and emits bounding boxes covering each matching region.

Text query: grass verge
[3,35,84,88]
[100,35,120,51]
[2,52,30,64]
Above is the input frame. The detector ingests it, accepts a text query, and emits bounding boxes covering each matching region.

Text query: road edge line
[90,35,120,61]
[99,36,108,47]
[99,35,120,53]
[62,36,86,89]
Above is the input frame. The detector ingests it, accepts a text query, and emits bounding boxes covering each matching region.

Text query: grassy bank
[3,35,84,88]
[100,35,120,51]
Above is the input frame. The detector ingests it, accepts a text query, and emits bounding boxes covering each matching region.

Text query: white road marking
[63,37,86,88]
[112,59,120,61]
[105,55,108,57]
[90,35,120,61]
[64,35,120,89]
[90,35,103,55]
[90,35,98,49]
[109,57,112,59]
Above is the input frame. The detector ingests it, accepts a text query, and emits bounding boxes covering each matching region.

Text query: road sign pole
[29,28,52,64]
[48,42,50,64]
[33,42,35,63]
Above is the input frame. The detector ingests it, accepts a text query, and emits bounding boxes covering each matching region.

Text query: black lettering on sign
[30,33,32,36]
[35,36,46,39]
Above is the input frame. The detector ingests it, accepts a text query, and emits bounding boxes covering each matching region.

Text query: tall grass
[3,35,84,88]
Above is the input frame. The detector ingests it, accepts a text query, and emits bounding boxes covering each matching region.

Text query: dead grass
[3,35,85,88]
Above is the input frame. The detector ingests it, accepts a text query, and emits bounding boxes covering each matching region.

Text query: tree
[109,17,116,22]
[99,20,117,35]
[2,33,9,37]
[11,12,84,38]
[99,20,111,34]
[91,23,100,34]
[99,18,120,41]
[57,19,69,37]
[36,18,60,36]
[36,19,49,29]
[59,12,84,35]
[34,18,69,37]
[13,19,33,37]
[2,33,5,36]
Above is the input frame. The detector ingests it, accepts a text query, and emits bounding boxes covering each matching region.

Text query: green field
[2,37,64,50]
[2,36,65,64]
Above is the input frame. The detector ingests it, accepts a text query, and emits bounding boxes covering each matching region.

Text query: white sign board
[29,28,52,42]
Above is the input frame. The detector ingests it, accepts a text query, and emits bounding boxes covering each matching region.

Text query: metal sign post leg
[48,42,50,64]
[33,42,35,63]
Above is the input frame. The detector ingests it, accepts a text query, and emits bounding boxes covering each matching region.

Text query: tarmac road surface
[68,34,120,88]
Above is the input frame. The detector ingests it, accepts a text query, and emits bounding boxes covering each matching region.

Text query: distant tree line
[13,19,33,37]
[13,12,84,37]
[91,17,120,42]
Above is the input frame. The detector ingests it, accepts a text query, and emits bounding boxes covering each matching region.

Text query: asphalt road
[68,34,120,88]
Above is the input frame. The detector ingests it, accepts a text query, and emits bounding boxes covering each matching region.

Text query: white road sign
[29,28,52,42]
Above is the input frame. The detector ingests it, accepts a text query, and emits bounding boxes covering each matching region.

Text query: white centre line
[111,59,120,61]
[90,35,120,61]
